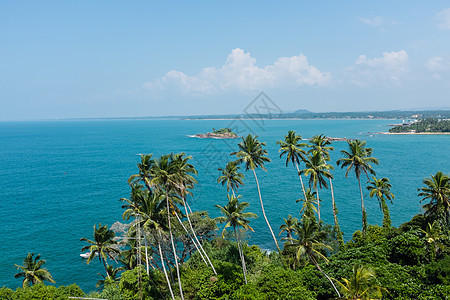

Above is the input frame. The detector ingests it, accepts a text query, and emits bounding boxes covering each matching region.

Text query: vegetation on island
[2,132,450,300]
[389,118,450,133]
[212,128,237,135]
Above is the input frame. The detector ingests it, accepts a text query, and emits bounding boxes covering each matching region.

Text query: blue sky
[1,1,450,120]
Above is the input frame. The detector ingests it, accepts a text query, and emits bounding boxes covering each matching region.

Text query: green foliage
[0,284,83,300]
[389,118,450,133]
[118,267,166,300]
[256,265,316,300]
[425,255,450,284]
[387,231,427,265]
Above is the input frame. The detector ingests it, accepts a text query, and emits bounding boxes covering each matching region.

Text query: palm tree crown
[367,176,394,228]
[336,139,379,180]
[232,134,271,171]
[14,253,55,288]
[418,171,450,226]
[217,161,245,195]
[277,130,307,167]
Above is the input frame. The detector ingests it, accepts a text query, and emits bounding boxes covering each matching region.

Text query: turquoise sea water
[1,119,449,291]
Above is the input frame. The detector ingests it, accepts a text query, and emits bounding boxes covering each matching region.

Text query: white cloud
[425,57,447,72]
[436,8,450,30]
[345,50,409,85]
[143,48,331,94]
[359,16,384,26]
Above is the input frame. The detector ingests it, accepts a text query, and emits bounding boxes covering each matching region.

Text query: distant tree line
[389,118,450,133]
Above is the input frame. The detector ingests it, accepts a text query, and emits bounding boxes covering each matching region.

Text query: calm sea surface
[1,119,449,291]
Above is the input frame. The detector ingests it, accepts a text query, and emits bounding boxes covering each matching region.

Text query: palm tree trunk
[166,191,184,300]
[173,210,208,265]
[357,176,367,233]
[157,234,175,300]
[316,188,321,223]
[380,198,391,228]
[295,163,307,200]
[234,226,248,284]
[329,178,344,248]
[252,169,280,252]
[311,256,341,298]
[144,235,149,275]
[101,256,110,279]
[181,197,217,274]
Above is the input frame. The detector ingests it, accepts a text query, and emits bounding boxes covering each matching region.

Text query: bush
[0,284,84,300]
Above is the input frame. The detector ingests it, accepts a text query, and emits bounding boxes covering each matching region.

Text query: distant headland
[191,128,239,139]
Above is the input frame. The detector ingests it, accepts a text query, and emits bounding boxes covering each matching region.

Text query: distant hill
[293,109,312,114]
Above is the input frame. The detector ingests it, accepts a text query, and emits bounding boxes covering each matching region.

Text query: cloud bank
[345,50,409,85]
[144,48,331,94]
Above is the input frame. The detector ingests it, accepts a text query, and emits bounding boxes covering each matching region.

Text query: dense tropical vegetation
[389,118,450,133]
[2,133,450,299]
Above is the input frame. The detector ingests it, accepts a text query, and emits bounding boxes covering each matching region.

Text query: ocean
[1,119,449,291]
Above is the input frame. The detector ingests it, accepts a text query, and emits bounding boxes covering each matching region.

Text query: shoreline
[378,132,450,135]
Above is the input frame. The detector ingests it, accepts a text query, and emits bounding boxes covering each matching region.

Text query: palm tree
[367,177,395,228]
[337,139,379,233]
[299,151,333,223]
[231,134,280,251]
[336,264,383,299]
[296,188,318,221]
[128,154,154,190]
[287,217,341,297]
[96,265,125,289]
[309,134,343,245]
[418,171,450,227]
[14,253,55,288]
[277,130,308,199]
[172,153,217,274]
[217,161,245,197]
[80,224,120,278]
[215,194,257,284]
[279,215,298,243]
[150,154,185,300]
[421,221,446,261]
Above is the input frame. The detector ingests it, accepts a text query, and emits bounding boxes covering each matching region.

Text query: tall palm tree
[287,217,341,297]
[215,194,257,284]
[418,171,450,227]
[231,134,280,251]
[367,177,395,228]
[80,224,120,279]
[217,161,245,197]
[309,134,343,245]
[279,215,298,243]
[299,151,333,223]
[14,253,55,288]
[150,154,185,300]
[336,264,383,300]
[172,153,217,274]
[337,139,379,233]
[277,130,308,200]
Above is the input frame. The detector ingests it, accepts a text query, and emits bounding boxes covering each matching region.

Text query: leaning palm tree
[299,151,333,223]
[231,134,279,251]
[309,134,343,245]
[418,171,450,227]
[337,139,379,233]
[80,224,120,279]
[279,215,298,243]
[287,216,341,297]
[217,161,245,197]
[215,194,257,284]
[367,177,395,228]
[172,153,217,275]
[336,264,383,299]
[14,253,55,288]
[277,130,308,199]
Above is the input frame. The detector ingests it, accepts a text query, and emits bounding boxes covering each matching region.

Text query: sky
[1,1,450,120]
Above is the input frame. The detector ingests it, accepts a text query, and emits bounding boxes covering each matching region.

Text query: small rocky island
[193,128,239,139]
